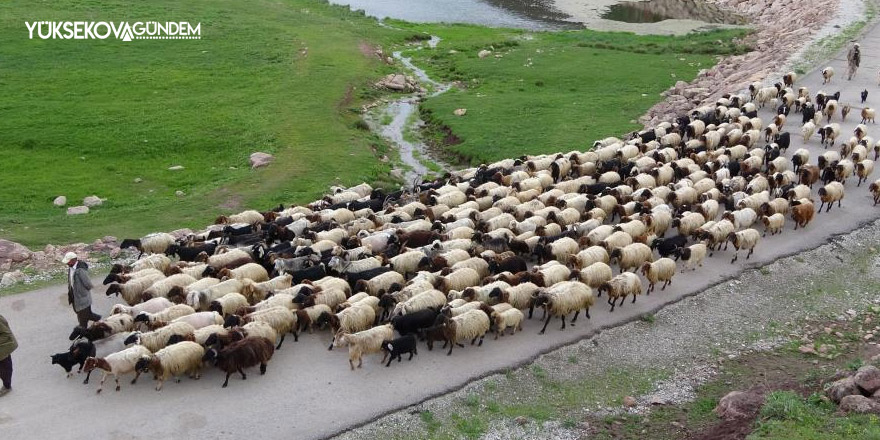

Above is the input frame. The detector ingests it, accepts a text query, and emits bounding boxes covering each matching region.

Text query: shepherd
[63,252,101,328]
[847,42,861,80]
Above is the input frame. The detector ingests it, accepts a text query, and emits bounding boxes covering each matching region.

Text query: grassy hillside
[0,0,750,248]
[392,23,750,164]
[0,0,411,246]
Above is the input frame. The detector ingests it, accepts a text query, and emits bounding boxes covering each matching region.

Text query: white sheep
[856,160,875,186]
[193,324,229,346]
[210,292,250,317]
[575,262,613,289]
[137,340,205,391]
[727,228,761,263]
[235,306,298,349]
[818,181,845,212]
[570,246,609,269]
[110,297,173,317]
[493,309,524,339]
[677,242,708,272]
[333,324,394,370]
[802,121,816,142]
[534,281,594,333]
[187,278,244,311]
[106,273,166,306]
[240,274,293,304]
[127,321,196,353]
[388,251,429,276]
[393,289,447,317]
[217,263,269,283]
[609,243,653,273]
[83,344,152,393]
[142,273,197,300]
[134,304,196,329]
[761,213,786,236]
[640,258,676,293]
[597,272,641,312]
[822,66,834,84]
[439,309,491,355]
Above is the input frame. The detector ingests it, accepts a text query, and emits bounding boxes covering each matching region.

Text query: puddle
[602,0,747,25]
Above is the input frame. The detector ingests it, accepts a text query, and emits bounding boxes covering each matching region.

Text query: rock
[623,396,637,407]
[83,195,103,207]
[854,366,880,394]
[169,229,194,240]
[670,421,684,428]
[175,190,186,197]
[66,206,89,215]
[453,108,467,116]
[650,396,668,405]
[0,270,25,287]
[798,345,816,354]
[514,416,528,425]
[839,395,880,415]
[0,240,32,263]
[478,49,492,59]
[102,236,117,244]
[715,391,765,420]
[827,377,862,403]
[53,196,67,207]
[134,177,143,183]
[109,247,121,258]
[168,165,184,171]
[249,152,275,169]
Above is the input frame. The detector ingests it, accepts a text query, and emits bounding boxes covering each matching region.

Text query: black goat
[381,335,418,367]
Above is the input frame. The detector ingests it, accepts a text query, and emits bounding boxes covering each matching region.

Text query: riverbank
[641,0,875,126]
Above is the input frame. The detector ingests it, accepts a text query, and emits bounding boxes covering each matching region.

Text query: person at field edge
[64,252,100,328]
[847,42,861,80]
[0,313,17,397]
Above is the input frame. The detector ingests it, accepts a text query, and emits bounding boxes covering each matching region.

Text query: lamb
[105,273,166,306]
[597,272,642,312]
[133,304,196,328]
[727,229,761,263]
[492,308,524,339]
[534,281,593,333]
[119,233,176,259]
[203,337,275,387]
[438,310,491,355]
[822,66,834,84]
[675,242,708,272]
[135,341,205,391]
[52,340,96,383]
[110,297,174,317]
[209,293,250,317]
[124,321,196,353]
[380,334,419,367]
[82,344,152,393]
[216,263,269,283]
[802,121,816,142]
[224,306,298,349]
[355,271,405,296]
[818,181,845,212]
[761,213,786,236]
[333,324,394,369]
[651,235,688,258]
[856,160,875,186]
[790,199,816,229]
[640,258,676,293]
[608,243,653,273]
[141,273,198,301]
[573,262,614,289]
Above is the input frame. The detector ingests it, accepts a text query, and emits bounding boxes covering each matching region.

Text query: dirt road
[3,21,880,440]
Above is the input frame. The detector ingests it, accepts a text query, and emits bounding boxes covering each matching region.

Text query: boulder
[249,152,275,169]
[83,195,103,207]
[66,206,89,215]
[454,108,467,116]
[854,365,880,394]
[839,395,880,415]
[53,196,67,207]
[715,391,765,420]
[0,240,32,263]
[827,377,862,403]
[478,50,492,59]
[0,270,25,287]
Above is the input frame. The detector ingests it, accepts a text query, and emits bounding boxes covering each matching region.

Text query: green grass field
[391,22,750,164]
[0,1,749,248]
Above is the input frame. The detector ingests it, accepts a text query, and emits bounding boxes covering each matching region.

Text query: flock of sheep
[50,70,880,392]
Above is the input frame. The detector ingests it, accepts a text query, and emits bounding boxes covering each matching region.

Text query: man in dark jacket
[63,252,100,328]
[0,313,17,396]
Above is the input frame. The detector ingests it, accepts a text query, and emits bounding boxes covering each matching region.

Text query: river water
[330,0,746,34]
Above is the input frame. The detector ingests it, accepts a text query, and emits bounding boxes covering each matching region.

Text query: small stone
[53,196,67,207]
[824,327,833,334]
[83,195,103,207]
[478,49,492,59]
[836,332,845,338]
[650,396,667,405]
[134,177,143,183]
[175,190,185,197]
[848,309,858,317]
[623,396,637,407]
[866,334,875,341]
[249,152,275,169]
[515,416,528,425]
[715,391,764,420]
[670,421,684,428]
[799,345,816,354]
[168,165,184,171]
[66,206,89,215]
[453,108,467,116]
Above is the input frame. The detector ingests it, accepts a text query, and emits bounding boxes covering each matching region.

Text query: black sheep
[802,104,816,124]
[166,242,218,262]
[381,335,418,367]
[51,340,96,383]
[487,256,527,275]
[285,263,327,285]
[651,235,688,258]
[862,89,869,104]
[203,337,275,388]
[775,132,791,153]
[391,308,440,336]
[344,266,392,291]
